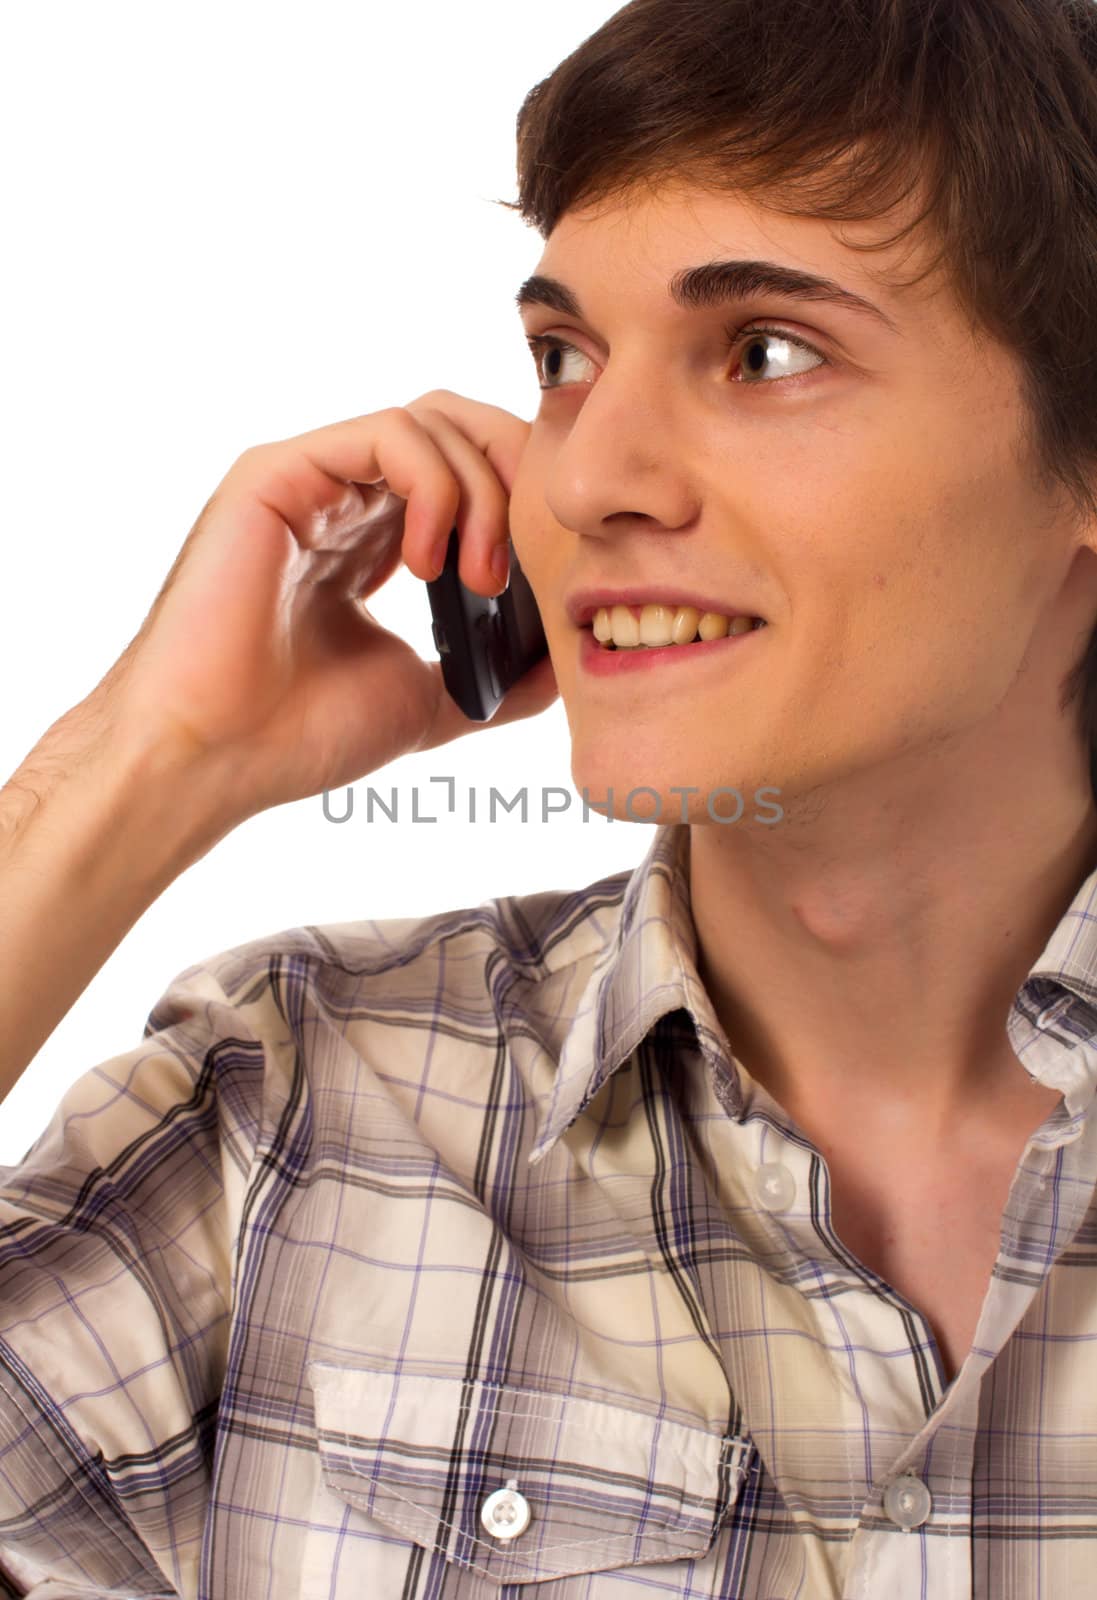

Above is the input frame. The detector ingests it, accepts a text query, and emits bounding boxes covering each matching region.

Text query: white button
[480,1478,531,1542]
[754,1162,796,1212]
[884,1474,932,1530]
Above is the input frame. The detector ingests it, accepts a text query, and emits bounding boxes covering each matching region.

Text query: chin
[568,752,700,827]
[569,731,797,830]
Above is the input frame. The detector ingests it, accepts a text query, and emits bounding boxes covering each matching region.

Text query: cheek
[793,571,1031,748]
[505,457,545,573]
[506,456,568,618]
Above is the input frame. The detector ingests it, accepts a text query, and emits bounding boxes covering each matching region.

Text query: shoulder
[150,860,637,1041]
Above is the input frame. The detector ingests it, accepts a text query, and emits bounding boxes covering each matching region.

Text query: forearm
[0,701,239,1104]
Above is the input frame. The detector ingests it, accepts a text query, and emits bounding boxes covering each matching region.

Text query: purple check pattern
[0,823,1095,1598]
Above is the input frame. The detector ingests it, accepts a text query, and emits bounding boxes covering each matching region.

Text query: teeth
[608,604,639,647]
[592,602,759,649]
[670,606,702,645]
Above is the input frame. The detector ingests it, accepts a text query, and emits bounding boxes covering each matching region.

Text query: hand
[85,390,559,826]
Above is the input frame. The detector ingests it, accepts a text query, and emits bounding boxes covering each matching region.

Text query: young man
[1,0,1096,1595]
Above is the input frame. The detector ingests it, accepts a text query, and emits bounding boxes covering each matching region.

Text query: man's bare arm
[0,392,557,1105]
[0,702,237,1101]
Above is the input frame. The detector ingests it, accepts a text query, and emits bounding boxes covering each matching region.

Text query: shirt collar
[1006,854,1097,1120]
[529,823,741,1168]
[529,825,1097,1167]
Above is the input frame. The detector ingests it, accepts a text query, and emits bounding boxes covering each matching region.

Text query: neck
[688,741,1097,1140]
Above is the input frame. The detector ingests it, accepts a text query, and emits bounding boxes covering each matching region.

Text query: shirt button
[480,1479,531,1542]
[754,1162,796,1212]
[884,1474,932,1530]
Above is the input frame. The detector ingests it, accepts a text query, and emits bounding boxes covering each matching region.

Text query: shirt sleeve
[0,961,269,1598]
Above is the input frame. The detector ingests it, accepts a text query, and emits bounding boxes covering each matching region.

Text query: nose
[540,365,699,545]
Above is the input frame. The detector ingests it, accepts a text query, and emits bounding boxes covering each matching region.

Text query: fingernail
[491,544,510,588]
[431,536,449,577]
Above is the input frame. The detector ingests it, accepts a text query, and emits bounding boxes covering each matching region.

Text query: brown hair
[498,0,1097,803]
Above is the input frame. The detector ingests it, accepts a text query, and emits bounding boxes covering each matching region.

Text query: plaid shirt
[0,821,1095,1600]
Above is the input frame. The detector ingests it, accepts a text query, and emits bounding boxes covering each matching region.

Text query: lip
[565,587,765,627]
[579,623,768,675]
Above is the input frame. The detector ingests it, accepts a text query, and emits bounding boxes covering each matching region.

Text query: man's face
[507,178,1095,825]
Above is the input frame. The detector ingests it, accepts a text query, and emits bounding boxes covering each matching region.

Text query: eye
[731,325,827,385]
[525,334,595,390]
[525,326,828,391]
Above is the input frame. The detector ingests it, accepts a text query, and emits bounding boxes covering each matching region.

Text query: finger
[407,405,512,597]
[405,390,532,499]
[228,404,515,597]
[228,409,460,578]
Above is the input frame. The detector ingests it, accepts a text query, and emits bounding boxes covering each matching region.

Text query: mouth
[576,600,768,651]
[578,613,768,677]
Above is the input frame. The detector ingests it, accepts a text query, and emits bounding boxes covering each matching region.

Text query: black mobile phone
[425,526,548,722]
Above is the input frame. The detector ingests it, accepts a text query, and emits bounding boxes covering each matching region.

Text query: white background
[0,0,646,1165]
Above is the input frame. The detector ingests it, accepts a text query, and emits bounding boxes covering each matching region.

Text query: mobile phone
[425,526,548,722]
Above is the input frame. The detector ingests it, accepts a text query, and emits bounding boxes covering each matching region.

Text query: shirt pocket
[304,1358,754,1590]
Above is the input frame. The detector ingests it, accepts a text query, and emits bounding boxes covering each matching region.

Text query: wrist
[83,719,250,881]
[0,709,244,1093]
[3,704,246,891]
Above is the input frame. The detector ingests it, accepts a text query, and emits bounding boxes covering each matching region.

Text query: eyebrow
[514,258,900,334]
